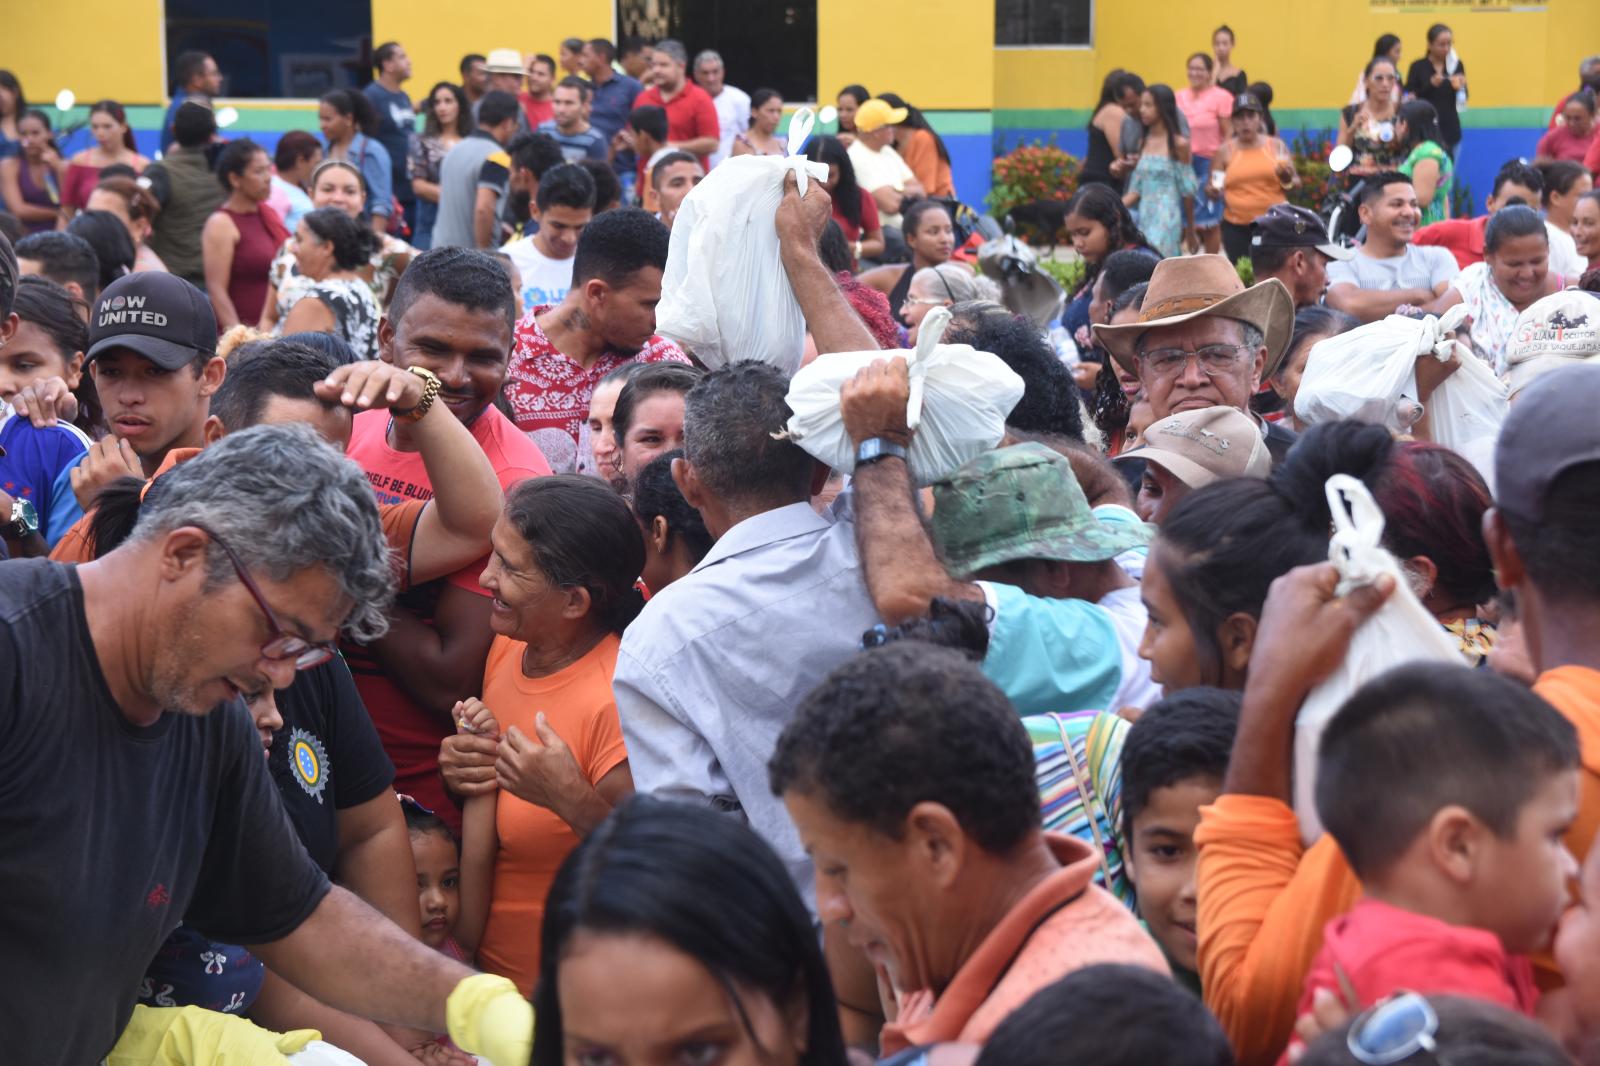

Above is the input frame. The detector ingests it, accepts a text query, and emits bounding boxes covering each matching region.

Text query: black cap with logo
[1249,203,1353,262]
[86,273,217,370]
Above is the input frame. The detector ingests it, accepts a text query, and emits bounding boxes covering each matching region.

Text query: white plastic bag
[1427,339,1508,493]
[1294,305,1505,488]
[654,108,829,374]
[1292,475,1466,845]
[783,307,1026,486]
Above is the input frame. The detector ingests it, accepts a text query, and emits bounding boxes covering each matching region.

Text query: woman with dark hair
[1339,56,1404,177]
[202,138,288,330]
[268,129,322,231]
[279,206,382,357]
[1350,34,1403,107]
[1061,184,1156,350]
[632,448,713,594]
[806,134,884,266]
[1405,23,1466,157]
[1269,305,1361,432]
[1212,26,1248,96]
[319,88,393,233]
[1396,99,1453,225]
[0,70,25,161]
[1574,189,1600,272]
[1079,70,1146,192]
[580,362,643,488]
[1177,54,1232,254]
[1540,160,1594,237]
[834,83,870,147]
[859,198,955,324]
[0,109,63,234]
[261,159,414,330]
[1535,89,1596,165]
[878,91,954,199]
[733,88,786,157]
[612,361,705,488]
[61,100,146,217]
[66,209,136,291]
[1140,419,1496,696]
[1435,204,1564,371]
[530,795,847,1066]
[452,476,642,995]
[1125,84,1196,258]
[1090,282,1150,454]
[85,174,166,273]
[1248,81,1278,136]
[410,81,471,249]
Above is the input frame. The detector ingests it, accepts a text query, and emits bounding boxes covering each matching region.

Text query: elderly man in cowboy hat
[1094,254,1298,462]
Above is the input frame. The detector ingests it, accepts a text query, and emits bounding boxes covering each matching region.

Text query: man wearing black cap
[1248,203,1353,309]
[42,272,224,545]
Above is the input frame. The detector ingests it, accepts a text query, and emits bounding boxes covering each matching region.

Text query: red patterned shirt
[504,305,690,472]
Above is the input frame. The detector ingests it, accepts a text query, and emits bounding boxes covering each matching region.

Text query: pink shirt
[1178,86,1235,158]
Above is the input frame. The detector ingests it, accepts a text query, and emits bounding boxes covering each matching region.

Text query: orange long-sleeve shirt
[1196,665,1600,1066]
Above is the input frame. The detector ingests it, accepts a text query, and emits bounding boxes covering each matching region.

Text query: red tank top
[220,204,289,328]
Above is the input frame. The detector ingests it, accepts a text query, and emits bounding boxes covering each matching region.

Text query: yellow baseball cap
[854,98,909,133]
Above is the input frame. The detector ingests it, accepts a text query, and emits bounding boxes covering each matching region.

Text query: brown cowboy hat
[1092,255,1294,379]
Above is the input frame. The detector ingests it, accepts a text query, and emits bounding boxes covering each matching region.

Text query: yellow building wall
[8,0,167,104]
[818,0,995,110]
[372,0,615,98]
[995,0,1600,113]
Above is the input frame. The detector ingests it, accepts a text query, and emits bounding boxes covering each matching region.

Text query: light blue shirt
[979,581,1124,717]
[614,501,881,906]
[332,132,394,219]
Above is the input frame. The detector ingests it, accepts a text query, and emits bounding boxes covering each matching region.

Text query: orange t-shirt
[900,128,954,199]
[475,632,629,996]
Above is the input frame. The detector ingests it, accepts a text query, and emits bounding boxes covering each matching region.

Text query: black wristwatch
[855,438,909,468]
[2,497,39,540]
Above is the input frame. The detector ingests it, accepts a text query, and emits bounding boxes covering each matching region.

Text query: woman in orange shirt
[452,475,642,996]
[879,92,955,199]
[1207,92,1297,264]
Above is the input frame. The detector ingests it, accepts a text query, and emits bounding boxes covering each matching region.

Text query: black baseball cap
[1494,363,1600,522]
[1250,203,1353,262]
[86,272,217,370]
[1232,91,1266,115]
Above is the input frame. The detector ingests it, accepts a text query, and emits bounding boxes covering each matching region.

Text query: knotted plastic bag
[654,108,830,374]
[1292,475,1466,845]
[783,307,1026,486]
[1294,305,1506,488]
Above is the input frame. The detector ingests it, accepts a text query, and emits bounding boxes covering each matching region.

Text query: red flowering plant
[1287,130,1340,213]
[988,139,1080,238]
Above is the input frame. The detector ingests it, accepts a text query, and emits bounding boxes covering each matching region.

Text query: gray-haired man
[692,48,750,168]
[0,423,530,1066]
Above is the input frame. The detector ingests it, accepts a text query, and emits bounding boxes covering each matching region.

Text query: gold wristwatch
[397,366,442,422]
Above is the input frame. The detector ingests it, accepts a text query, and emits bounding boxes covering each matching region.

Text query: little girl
[401,797,467,963]
[448,697,501,964]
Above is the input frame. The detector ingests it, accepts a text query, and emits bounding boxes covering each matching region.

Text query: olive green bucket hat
[931,442,1153,578]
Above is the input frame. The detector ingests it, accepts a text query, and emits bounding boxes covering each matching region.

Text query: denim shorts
[1192,156,1223,229]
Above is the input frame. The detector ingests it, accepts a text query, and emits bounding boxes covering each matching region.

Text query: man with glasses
[0,423,531,1066]
[1095,254,1299,463]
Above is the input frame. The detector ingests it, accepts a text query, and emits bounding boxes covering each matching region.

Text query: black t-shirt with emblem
[0,560,330,1066]
[269,653,397,873]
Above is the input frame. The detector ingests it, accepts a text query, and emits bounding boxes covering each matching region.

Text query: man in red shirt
[504,207,688,472]
[345,246,552,827]
[519,53,556,131]
[1547,57,1600,128]
[631,38,720,170]
[1414,160,1543,270]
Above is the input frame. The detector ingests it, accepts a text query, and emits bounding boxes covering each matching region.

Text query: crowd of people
[5,22,1600,1066]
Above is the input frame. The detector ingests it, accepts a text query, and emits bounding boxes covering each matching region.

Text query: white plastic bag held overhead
[1291,475,1466,845]
[783,307,1026,486]
[654,108,830,375]
[1293,305,1507,489]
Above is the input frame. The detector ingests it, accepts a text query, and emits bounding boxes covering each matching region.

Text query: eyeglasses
[1346,992,1439,1064]
[904,297,950,308]
[1136,343,1252,380]
[192,523,338,670]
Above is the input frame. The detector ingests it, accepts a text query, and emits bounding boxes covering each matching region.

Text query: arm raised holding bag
[776,169,880,356]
